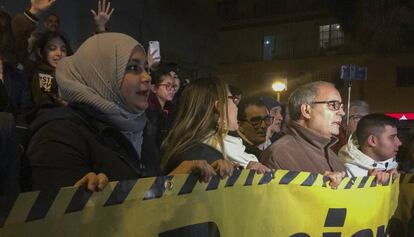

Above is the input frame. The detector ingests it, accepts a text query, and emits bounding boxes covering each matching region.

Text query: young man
[339,114,401,178]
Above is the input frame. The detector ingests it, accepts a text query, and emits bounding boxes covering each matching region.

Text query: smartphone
[149,41,161,63]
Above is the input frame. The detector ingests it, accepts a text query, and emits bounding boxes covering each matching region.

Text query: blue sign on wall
[340,65,367,80]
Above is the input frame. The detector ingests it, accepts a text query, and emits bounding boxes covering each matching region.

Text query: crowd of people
[1,0,413,196]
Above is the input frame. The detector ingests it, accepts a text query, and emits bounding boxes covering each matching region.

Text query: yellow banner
[0,170,413,236]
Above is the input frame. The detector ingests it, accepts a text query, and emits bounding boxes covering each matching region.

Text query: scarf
[56,33,147,156]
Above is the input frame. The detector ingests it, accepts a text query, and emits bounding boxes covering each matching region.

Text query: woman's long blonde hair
[161,77,229,168]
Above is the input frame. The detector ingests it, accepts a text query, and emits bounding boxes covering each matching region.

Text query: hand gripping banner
[0,170,413,237]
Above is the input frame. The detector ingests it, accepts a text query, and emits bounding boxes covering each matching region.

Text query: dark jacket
[26,104,161,190]
[260,121,346,174]
[30,63,61,106]
[11,11,38,66]
[1,63,33,114]
[146,92,174,149]
[163,143,223,174]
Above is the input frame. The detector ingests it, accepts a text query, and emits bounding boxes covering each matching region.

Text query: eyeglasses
[227,95,241,106]
[311,100,343,111]
[242,115,272,128]
[350,114,363,121]
[158,83,179,91]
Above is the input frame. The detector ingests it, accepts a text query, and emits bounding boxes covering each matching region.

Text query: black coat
[163,143,223,174]
[26,104,161,190]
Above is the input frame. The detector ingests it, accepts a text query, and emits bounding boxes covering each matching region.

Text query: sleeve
[11,11,38,64]
[163,144,223,174]
[26,120,92,190]
[259,147,282,170]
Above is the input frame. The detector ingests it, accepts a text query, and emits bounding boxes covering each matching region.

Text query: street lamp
[272,79,287,102]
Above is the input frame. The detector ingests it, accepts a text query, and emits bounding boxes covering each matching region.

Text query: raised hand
[91,0,114,32]
[30,0,57,16]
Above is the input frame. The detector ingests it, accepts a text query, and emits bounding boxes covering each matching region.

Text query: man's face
[348,105,368,134]
[372,125,402,161]
[269,106,283,133]
[44,15,59,32]
[307,85,345,138]
[239,105,270,145]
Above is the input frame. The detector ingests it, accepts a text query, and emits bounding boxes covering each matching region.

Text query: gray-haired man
[261,81,347,187]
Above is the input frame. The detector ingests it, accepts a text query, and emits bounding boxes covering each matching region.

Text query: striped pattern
[0,170,410,227]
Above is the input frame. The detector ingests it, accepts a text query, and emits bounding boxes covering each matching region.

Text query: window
[263,35,275,61]
[396,67,414,87]
[319,24,344,49]
[216,0,238,20]
[263,34,287,61]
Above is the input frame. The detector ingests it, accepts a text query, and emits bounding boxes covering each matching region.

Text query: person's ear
[367,135,377,147]
[214,100,221,113]
[300,104,312,119]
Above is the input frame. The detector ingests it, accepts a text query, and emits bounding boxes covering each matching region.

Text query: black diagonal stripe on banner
[322,233,342,237]
[358,176,369,188]
[65,188,93,213]
[178,174,199,195]
[258,171,275,185]
[322,176,329,187]
[0,194,18,228]
[383,177,391,186]
[143,176,173,200]
[26,189,60,222]
[244,170,256,186]
[409,174,414,183]
[104,179,138,207]
[370,178,377,187]
[225,169,242,187]
[301,173,318,186]
[206,175,220,191]
[279,171,299,185]
[344,177,357,189]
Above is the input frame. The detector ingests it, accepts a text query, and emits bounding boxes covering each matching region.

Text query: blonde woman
[162,77,270,178]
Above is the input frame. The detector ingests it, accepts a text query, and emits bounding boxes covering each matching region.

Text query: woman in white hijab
[27,33,216,191]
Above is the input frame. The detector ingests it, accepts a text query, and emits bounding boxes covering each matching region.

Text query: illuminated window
[319,24,344,49]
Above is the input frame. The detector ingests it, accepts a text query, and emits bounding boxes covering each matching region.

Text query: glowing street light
[271,79,287,102]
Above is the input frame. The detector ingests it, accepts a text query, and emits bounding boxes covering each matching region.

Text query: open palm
[91,0,114,27]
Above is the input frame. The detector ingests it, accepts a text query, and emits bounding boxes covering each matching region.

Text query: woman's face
[152,75,177,103]
[120,47,151,112]
[42,37,67,68]
[227,91,239,131]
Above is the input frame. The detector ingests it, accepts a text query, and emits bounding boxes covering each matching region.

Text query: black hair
[150,65,174,85]
[44,13,60,21]
[237,96,266,121]
[35,31,72,65]
[356,113,399,146]
[229,85,243,97]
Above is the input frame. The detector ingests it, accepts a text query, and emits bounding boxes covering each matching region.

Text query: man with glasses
[332,100,369,153]
[237,96,272,158]
[262,96,285,144]
[261,81,347,188]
